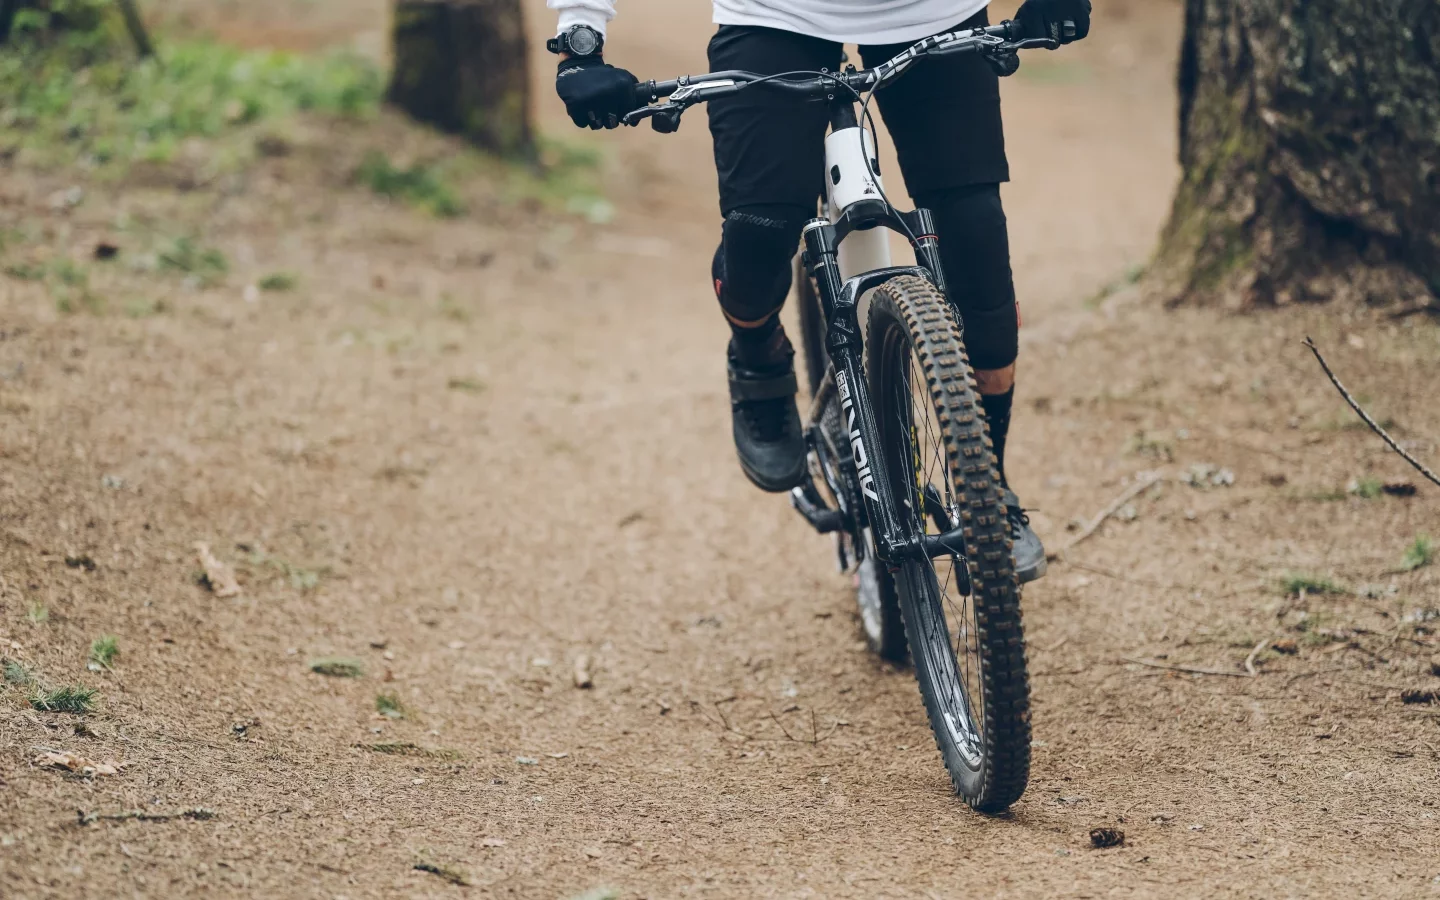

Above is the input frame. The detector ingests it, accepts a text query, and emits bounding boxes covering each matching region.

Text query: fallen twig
[703,698,757,741]
[414,861,470,886]
[1243,637,1272,677]
[1303,337,1439,488]
[1039,635,1070,653]
[766,709,838,745]
[1049,474,1165,561]
[1122,657,1251,678]
[116,0,156,58]
[78,807,215,826]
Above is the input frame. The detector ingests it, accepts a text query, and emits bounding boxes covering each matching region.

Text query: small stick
[1049,474,1165,561]
[768,710,802,743]
[78,807,216,826]
[1122,657,1252,678]
[116,0,156,58]
[1039,635,1070,653]
[1243,637,1271,677]
[1303,337,1440,488]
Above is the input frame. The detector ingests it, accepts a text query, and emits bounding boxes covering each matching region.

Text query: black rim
[878,320,986,769]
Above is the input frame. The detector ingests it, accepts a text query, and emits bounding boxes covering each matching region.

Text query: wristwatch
[547,24,604,58]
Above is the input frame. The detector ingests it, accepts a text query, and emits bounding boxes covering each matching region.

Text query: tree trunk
[388,0,534,157]
[1155,0,1440,309]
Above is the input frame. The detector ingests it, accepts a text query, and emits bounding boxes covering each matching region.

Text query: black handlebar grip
[634,80,656,104]
[652,107,683,134]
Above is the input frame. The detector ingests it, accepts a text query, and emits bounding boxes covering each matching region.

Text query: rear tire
[866,274,1031,812]
[794,257,907,662]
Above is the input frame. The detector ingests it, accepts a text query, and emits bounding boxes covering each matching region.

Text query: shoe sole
[737,453,807,494]
[1016,554,1048,584]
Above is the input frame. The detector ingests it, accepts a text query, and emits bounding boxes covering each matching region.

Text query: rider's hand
[1015,0,1092,45]
[556,56,641,130]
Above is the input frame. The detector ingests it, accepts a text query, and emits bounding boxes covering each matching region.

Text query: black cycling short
[706,8,1008,215]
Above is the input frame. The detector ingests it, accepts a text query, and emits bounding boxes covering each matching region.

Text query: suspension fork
[801,219,917,562]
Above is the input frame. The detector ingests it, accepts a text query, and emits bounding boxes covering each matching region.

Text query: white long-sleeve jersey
[548,0,991,46]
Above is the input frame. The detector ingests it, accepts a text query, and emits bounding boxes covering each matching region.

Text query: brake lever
[621,103,685,132]
[982,36,1060,77]
[622,105,658,127]
[1002,36,1061,51]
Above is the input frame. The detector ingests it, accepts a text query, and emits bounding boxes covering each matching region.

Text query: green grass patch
[1082,262,1147,309]
[1125,429,1173,462]
[157,236,228,285]
[3,260,48,281]
[4,659,33,686]
[1280,572,1347,597]
[27,601,50,624]
[1348,476,1384,500]
[88,634,119,669]
[0,22,384,171]
[30,684,98,713]
[124,296,168,318]
[375,693,406,719]
[1293,487,1348,502]
[446,377,485,393]
[505,136,609,221]
[2,255,105,313]
[258,271,299,292]
[1400,535,1434,572]
[356,151,464,218]
[243,548,326,591]
[309,657,364,678]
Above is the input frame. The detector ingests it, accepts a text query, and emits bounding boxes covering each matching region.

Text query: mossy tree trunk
[388,0,534,157]
[1155,0,1440,309]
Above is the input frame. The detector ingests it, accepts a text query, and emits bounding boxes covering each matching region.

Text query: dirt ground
[3,1,1439,897]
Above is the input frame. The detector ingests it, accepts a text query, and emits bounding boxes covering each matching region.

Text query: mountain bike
[624,21,1055,812]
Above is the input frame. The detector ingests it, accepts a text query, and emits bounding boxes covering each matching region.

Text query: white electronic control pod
[824,126,892,280]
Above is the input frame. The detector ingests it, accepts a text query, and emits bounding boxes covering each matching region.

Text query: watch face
[569,26,600,56]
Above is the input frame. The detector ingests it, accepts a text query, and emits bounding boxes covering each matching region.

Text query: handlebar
[623,20,1056,132]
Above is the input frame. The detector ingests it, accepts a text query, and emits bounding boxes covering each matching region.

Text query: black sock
[728,313,787,370]
[980,388,1014,486]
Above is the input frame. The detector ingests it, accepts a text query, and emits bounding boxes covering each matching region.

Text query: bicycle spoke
[884,339,986,759]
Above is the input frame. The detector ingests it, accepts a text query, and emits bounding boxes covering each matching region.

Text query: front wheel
[866,275,1031,812]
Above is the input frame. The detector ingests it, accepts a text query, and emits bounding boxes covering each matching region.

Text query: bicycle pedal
[789,479,842,535]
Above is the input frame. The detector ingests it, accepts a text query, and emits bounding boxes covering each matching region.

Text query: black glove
[556,56,641,130]
[1015,0,1092,45]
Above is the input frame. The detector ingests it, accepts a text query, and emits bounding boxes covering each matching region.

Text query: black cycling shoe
[727,343,806,493]
[1002,487,1047,584]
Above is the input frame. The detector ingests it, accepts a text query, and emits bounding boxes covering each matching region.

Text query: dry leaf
[194,541,241,597]
[34,749,122,776]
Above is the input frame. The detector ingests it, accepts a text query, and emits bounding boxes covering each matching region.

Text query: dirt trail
[3,2,1439,897]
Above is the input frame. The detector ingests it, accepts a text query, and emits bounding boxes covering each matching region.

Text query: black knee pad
[713,204,809,324]
[914,184,1018,371]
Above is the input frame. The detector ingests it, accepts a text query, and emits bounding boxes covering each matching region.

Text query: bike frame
[791,97,969,567]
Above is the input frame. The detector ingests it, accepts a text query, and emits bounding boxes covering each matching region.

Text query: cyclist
[547,0,1091,583]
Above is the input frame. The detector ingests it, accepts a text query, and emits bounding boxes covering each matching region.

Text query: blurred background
[1,1,1437,896]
